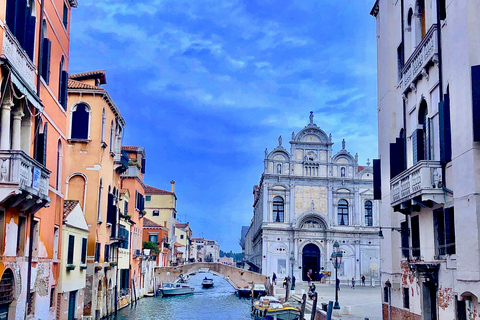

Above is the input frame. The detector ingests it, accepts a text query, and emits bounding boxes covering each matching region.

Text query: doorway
[67,291,76,320]
[422,282,437,320]
[302,244,320,281]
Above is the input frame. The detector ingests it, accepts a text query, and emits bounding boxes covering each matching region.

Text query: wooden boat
[202,278,214,288]
[252,296,301,320]
[177,274,190,283]
[159,282,195,296]
[237,284,252,297]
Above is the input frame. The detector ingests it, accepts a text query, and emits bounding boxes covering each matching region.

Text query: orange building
[64,70,128,318]
[142,218,170,267]
[120,146,147,299]
[0,0,77,319]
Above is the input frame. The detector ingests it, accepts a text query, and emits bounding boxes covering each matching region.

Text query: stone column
[11,110,24,150]
[0,101,13,150]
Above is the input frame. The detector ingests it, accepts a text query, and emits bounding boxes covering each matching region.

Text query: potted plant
[110,262,118,267]
[66,264,76,271]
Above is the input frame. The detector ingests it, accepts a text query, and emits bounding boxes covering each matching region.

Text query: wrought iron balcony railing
[390,160,444,207]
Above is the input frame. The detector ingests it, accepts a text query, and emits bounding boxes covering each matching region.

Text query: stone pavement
[273,281,381,320]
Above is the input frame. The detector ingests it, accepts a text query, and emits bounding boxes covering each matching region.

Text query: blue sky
[69,0,378,252]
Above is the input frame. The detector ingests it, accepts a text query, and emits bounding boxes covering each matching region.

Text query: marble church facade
[245,113,381,284]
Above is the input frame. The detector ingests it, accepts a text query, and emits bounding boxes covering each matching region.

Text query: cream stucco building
[371,0,480,319]
[245,113,380,283]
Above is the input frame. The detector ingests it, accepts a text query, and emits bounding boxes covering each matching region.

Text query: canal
[116,272,253,319]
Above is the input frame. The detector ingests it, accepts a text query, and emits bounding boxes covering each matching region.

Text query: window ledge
[101,141,107,148]
[106,222,112,227]
[97,219,103,224]
[68,138,91,144]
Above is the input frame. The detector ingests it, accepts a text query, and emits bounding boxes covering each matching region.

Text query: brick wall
[382,303,421,320]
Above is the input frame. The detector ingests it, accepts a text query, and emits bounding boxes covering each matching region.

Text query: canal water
[116,272,253,319]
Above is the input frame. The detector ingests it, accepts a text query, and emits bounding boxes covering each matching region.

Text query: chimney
[170,180,175,193]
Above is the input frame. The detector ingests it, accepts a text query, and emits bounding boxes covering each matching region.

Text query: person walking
[351,277,355,289]
[272,272,277,285]
[361,275,365,287]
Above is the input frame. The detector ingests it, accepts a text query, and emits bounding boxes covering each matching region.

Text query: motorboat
[237,284,252,297]
[198,268,209,273]
[252,296,301,320]
[159,282,195,296]
[253,284,266,297]
[202,278,214,288]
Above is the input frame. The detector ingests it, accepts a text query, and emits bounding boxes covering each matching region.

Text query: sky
[69,0,378,253]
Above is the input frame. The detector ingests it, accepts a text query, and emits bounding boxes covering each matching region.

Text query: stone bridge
[154,263,267,290]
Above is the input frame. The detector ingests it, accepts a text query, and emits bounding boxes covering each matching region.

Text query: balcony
[2,26,36,92]
[0,150,50,211]
[114,149,129,173]
[402,24,438,92]
[391,160,444,211]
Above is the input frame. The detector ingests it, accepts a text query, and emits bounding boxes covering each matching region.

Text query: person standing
[272,272,277,285]
[351,277,355,289]
[361,275,365,287]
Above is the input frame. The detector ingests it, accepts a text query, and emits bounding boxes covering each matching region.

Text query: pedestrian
[351,277,355,289]
[307,271,311,285]
[361,275,365,287]
[292,275,296,288]
[336,278,340,291]
[272,272,277,285]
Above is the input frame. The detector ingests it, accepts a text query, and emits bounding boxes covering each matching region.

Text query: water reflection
[115,272,253,320]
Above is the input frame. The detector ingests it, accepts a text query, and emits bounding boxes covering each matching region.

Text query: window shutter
[25,15,36,61]
[445,207,456,255]
[41,38,51,84]
[426,118,432,160]
[396,137,406,172]
[63,3,68,28]
[439,94,452,164]
[411,216,420,258]
[16,0,27,48]
[60,71,68,110]
[67,235,74,265]
[42,125,47,166]
[439,0,446,20]
[373,159,381,200]
[472,65,480,141]
[400,221,409,258]
[6,0,16,34]
[81,238,87,264]
[141,158,146,174]
[413,129,424,164]
[35,133,44,164]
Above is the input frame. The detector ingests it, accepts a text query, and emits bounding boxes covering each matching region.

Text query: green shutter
[67,235,74,265]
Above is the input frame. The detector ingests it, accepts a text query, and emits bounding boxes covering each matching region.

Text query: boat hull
[202,279,214,288]
[161,287,195,296]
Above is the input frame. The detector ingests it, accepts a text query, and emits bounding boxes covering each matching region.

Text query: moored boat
[253,284,266,297]
[237,284,252,297]
[159,282,195,296]
[252,296,301,320]
[177,274,190,283]
[202,277,214,288]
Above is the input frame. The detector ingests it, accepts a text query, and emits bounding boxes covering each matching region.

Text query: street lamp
[331,241,343,310]
[290,251,295,290]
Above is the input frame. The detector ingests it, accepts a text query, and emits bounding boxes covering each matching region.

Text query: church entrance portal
[302,244,320,281]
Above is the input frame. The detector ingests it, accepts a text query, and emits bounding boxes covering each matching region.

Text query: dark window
[472,66,480,142]
[337,200,349,225]
[41,36,51,84]
[434,207,456,256]
[81,238,87,265]
[146,196,151,201]
[457,298,467,320]
[383,286,389,303]
[153,210,159,216]
[403,287,410,309]
[58,57,68,110]
[94,242,100,262]
[273,196,284,222]
[49,287,55,308]
[439,0,446,20]
[118,225,129,249]
[141,158,146,174]
[440,91,452,163]
[62,2,68,28]
[180,235,184,239]
[71,103,89,140]
[414,101,430,164]
[397,42,404,81]
[109,121,114,152]
[27,291,35,315]
[365,201,373,226]
[124,201,128,215]
[373,159,381,200]
[411,216,421,258]
[149,234,158,243]
[401,221,410,258]
[67,235,74,265]
[6,0,36,60]
[104,244,110,262]
[34,120,47,165]
[135,192,145,212]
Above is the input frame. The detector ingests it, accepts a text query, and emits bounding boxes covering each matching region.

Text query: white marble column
[11,110,24,150]
[0,101,13,150]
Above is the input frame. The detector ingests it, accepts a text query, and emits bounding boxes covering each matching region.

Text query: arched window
[0,269,15,314]
[101,108,106,144]
[414,100,430,163]
[365,201,373,226]
[56,140,62,191]
[40,19,51,84]
[97,178,103,221]
[58,56,68,109]
[273,196,284,222]
[71,103,90,140]
[109,121,114,153]
[337,200,348,225]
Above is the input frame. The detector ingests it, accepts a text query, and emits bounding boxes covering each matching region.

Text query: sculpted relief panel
[294,186,327,216]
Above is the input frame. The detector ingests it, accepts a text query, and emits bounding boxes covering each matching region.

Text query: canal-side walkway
[274,281,382,320]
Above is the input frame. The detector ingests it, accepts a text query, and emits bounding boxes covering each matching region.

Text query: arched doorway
[0,269,15,320]
[302,244,320,281]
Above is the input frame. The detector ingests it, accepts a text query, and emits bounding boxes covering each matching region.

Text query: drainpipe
[25,213,35,318]
[36,0,45,96]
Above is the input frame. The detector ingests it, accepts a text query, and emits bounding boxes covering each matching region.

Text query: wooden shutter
[42,124,47,165]
[25,14,36,60]
[6,0,17,34]
[396,137,406,172]
[439,94,452,163]
[400,221,409,258]
[472,65,480,141]
[390,142,397,178]
[67,235,74,264]
[373,159,381,200]
[412,129,424,164]
[445,207,456,255]
[41,38,51,84]
[16,0,27,48]
[141,158,146,174]
[411,216,420,258]
[81,238,87,264]
[439,0,446,20]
